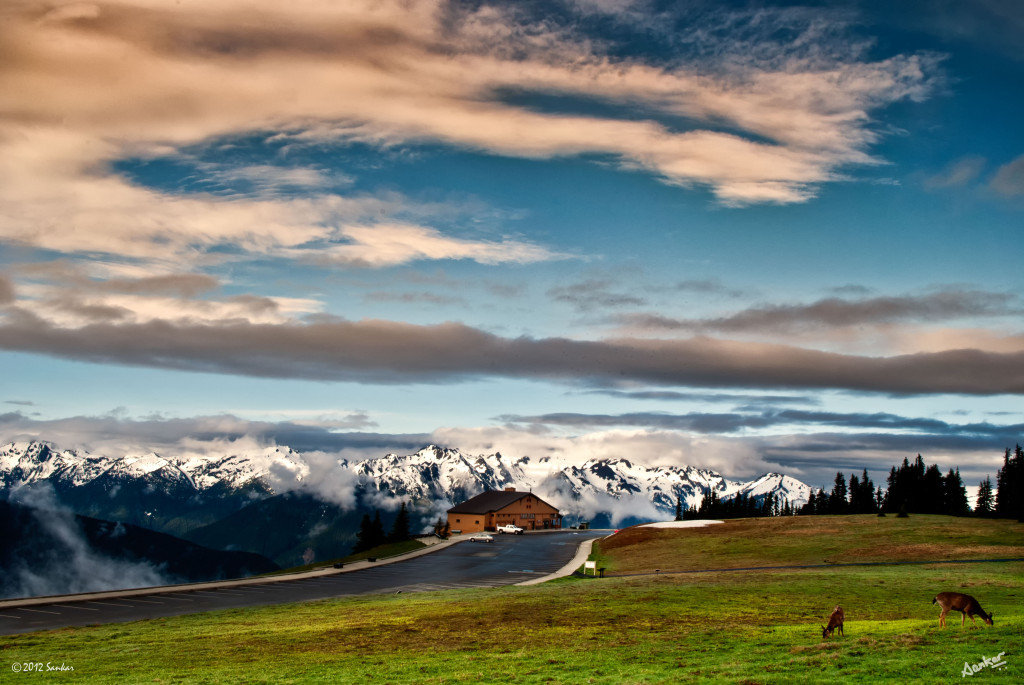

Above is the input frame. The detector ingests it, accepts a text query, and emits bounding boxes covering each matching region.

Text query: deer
[821,605,844,639]
[932,592,993,628]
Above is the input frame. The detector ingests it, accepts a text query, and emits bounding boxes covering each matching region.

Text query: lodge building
[447,487,562,533]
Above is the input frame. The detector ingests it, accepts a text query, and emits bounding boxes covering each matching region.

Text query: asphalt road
[0,530,606,636]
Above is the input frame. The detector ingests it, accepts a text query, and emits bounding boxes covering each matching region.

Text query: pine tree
[922,464,945,514]
[370,510,386,548]
[975,476,995,517]
[388,501,411,543]
[353,513,374,553]
[674,496,683,521]
[994,445,1024,521]
[942,468,969,516]
[829,472,848,514]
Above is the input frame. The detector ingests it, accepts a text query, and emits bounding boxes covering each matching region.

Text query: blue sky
[1,0,1022,492]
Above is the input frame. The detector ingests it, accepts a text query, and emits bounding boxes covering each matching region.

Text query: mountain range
[1,441,811,569]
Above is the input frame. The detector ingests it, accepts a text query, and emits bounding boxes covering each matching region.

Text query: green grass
[3,516,1022,683]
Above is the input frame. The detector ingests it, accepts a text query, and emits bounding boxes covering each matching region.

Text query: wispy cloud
[990,154,1024,196]
[614,289,1024,335]
[0,0,940,280]
[579,389,819,407]
[924,155,986,190]
[548,278,647,312]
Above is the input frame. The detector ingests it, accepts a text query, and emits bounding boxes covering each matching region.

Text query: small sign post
[584,560,597,576]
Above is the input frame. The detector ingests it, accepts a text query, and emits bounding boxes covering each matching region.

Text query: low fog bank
[1,486,176,600]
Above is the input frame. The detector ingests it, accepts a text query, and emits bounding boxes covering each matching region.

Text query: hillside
[2,515,1019,683]
[596,515,1024,574]
[0,501,279,599]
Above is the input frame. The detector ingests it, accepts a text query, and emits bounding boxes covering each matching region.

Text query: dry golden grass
[597,515,1024,574]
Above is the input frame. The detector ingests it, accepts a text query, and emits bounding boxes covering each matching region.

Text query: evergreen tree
[975,476,995,517]
[849,469,876,514]
[994,445,1024,521]
[829,472,848,514]
[922,463,945,514]
[674,496,683,521]
[942,468,970,516]
[387,501,411,543]
[353,513,374,553]
[883,455,948,515]
[370,510,386,548]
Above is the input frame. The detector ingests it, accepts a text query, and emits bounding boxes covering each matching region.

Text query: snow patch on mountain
[1,441,811,524]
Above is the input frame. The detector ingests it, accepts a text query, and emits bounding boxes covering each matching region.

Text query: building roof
[447,490,555,514]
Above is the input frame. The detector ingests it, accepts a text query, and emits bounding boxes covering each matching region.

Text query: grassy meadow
[2,515,1021,684]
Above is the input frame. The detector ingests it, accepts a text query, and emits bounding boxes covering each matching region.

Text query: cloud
[1,313,1022,395]
[0,410,402,460]
[578,389,819,406]
[614,289,1024,335]
[0,274,14,305]
[364,291,467,306]
[0,0,941,281]
[670,279,746,298]
[498,408,1024,444]
[990,154,1024,196]
[5,484,174,599]
[431,423,773,478]
[923,155,986,190]
[548,278,647,312]
[305,223,560,268]
[263,450,362,509]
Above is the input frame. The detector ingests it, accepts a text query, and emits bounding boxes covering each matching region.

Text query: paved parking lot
[0,530,606,635]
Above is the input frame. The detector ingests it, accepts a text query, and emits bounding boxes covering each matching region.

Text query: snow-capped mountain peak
[0,441,811,524]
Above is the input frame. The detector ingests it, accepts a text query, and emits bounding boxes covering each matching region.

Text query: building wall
[447,512,488,534]
[447,494,562,533]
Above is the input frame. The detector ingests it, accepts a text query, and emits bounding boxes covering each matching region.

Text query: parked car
[495,524,524,534]
[468,533,494,543]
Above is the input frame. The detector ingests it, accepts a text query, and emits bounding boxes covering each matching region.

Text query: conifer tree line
[681,445,1022,521]
[352,501,412,553]
[683,489,796,520]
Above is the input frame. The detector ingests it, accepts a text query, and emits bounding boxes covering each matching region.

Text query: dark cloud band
[1,313,1022,395]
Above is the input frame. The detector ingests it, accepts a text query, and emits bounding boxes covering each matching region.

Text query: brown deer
[821,605,844,638]
[932,592,993,627]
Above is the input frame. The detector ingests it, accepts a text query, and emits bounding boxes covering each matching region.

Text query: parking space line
[54,604,99,611]
[20,608,61,615]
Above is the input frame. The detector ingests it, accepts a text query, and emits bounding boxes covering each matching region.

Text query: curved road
[0,531,606,636]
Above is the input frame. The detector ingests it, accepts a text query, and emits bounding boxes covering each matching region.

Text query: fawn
[821,605,844,638]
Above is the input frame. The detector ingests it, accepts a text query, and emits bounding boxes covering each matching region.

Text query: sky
[1,0,1022,494]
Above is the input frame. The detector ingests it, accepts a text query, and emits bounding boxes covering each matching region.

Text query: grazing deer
[821,605,844,638]
[932,592,993,627]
